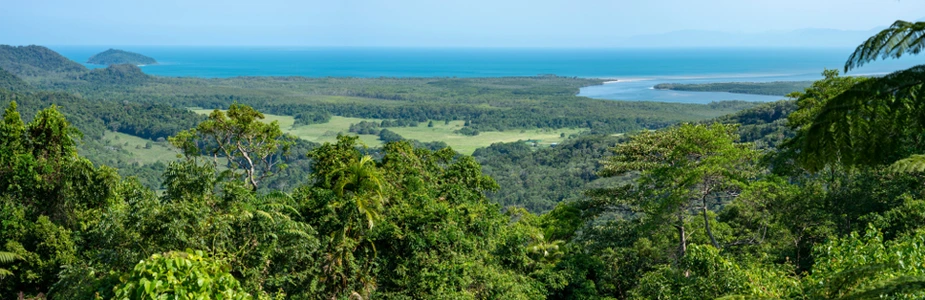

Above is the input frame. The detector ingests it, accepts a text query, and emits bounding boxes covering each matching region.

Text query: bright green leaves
[0,101,24,153]
[170,103,295,190]
[303,136,385,298]
[632,244,799,299]
[113,250,252,300]
[802,227,925,299]
[331,155,386,230]
[0,214,78,294]
[308,135,387,230]
[0,250,20,279]
[0,103,120,226]
[27,104,81,161]
[889,154,925,174]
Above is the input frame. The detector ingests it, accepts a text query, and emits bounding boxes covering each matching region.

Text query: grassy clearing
[191,109,587,154]
[388,120,584,154]
[191,109,383,147]
[101,130,178,165]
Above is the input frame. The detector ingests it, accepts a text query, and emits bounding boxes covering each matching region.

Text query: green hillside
[0,67,30,92]
[0,45,87,77]
[80,64,150,85]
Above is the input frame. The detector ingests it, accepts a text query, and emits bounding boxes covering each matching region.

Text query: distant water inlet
[577,75,800,104]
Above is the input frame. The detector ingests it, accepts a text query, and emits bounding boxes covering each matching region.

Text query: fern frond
[716,296,775,300]
[802,65,925,171]
[846,20,925,71]
[0,251,20,264]
[839,276,925,300]
[889,154,925,174]
[828,264,895,297]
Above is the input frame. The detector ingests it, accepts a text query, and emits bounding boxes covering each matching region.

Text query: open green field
[101,130,178,165]
[192,109,586,154]
[387,120,584,154]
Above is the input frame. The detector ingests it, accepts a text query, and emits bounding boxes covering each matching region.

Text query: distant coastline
[44,46,925,103]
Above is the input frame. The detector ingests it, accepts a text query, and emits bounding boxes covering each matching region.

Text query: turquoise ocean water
[50,46,925,104]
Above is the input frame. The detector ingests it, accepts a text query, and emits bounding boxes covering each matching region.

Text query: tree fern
[799,19,925,171]
[0,250,21,279]
[889,154,925,174]
[846,20,925,71]
[801,65,925,170]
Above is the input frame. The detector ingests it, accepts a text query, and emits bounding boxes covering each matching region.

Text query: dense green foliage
[654,81,812,96]
[0,89,200,141]
[348,119,419,135]
[3,90,925,298]
[0,89,202,188]
[293,110,331,126]
[473,135,623,212]
[6,30,925,298]
[711,99,795,148]
[0,102,557,298]
[87,49,157,66]
[0,67,31,92]
[79,64,150,86]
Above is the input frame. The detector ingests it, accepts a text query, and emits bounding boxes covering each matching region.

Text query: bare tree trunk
[677,213,687,257]
[703,202,720,249]
[237,143,259,190]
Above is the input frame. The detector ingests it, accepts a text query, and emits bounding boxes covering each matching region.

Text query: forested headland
[654,81,813,96]
[86,49,157,65]
[5,18,925,298]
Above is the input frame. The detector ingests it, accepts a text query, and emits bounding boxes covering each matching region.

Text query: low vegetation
[654,81,813,96]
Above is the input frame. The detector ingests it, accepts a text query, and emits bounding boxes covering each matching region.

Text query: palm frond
[846,20,925,71]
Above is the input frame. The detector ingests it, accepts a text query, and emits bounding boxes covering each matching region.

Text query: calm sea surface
[50,46,925,104]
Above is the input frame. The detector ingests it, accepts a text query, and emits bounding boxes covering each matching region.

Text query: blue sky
[3,0,925,46]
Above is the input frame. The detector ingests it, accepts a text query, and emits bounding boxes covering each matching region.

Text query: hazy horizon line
[34,44,863,50]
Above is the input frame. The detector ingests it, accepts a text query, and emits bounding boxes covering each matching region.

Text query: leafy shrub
[113,250,251,299]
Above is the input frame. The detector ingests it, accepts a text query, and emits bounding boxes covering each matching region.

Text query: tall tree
[170,103,295,189]
[302,135,383,298]
[601,123,757,256]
